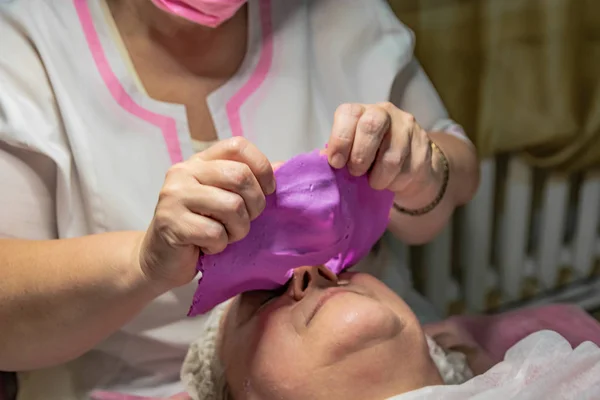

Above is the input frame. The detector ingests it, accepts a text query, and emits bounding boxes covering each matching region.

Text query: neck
[106,0,247,77]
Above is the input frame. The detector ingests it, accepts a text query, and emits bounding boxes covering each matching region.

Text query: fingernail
[331,153,346,169]
[267,178,277,195]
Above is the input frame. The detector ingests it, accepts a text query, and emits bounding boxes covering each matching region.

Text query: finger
[389,124,431,193]
[369,120,410,191]
[191,160,266,220]
[196,137,276,195]
[183,185,251,244]
[368,133,393,190]
[348,105,390,176]
[180,212,229,255]
[327,103,364,169]
[154,208,228,255]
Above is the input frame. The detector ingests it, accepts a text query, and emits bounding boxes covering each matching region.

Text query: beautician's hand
[326,102,443,208]
[138,137,275,289]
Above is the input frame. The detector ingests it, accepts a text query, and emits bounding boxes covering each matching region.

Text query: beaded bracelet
[393,141,449,216]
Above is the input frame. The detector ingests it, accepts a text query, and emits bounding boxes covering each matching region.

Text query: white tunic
[0,0,467,398]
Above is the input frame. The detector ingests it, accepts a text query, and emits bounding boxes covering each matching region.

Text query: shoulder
[0,1,42,72]
[299,0,416,103]
[304,0,415,47]
[0,3,63,153]
[0,2,56,105]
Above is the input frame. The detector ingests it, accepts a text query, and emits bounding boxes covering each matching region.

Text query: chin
[315,296,403,355]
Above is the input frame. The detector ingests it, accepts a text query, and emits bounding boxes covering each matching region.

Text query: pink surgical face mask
[150,0,247,28]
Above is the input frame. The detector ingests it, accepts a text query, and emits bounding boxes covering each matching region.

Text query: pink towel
[424,304,600,374]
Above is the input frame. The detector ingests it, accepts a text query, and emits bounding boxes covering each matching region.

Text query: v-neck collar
[81,0,267,148]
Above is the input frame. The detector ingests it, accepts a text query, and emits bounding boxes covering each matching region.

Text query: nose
[288,266,338,301]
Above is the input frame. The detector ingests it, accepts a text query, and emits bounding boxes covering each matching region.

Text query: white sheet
[389,330,600,399]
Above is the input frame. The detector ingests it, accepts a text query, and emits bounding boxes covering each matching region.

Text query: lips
[306,288,359,326]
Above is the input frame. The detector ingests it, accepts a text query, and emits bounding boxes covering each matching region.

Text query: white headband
[181,303,473,400]
[181,301,231,400]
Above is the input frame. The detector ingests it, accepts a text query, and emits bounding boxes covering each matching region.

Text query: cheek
[246,320,313,397]
[252,324,301,376]
[311,296,402,360]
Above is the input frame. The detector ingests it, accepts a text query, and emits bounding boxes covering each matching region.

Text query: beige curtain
[388,0,600,172]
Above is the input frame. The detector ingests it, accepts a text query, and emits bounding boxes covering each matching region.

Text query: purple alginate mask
[188,150,394,316]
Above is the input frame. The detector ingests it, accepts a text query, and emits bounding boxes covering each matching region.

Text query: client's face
[219,267,442,399]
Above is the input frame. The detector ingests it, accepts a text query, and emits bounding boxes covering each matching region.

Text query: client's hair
[181,302,473,400]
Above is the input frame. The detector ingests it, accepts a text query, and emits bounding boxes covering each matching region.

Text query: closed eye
[258,292,279,307]
[255,280,291,312]
[237,281,293,327]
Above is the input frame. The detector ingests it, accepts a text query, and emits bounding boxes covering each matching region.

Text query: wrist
[393,141,449,215]
[126,231,172,299]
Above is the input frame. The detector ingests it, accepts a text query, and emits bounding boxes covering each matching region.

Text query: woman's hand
[138,137,275,290]
[326,102,444,210]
